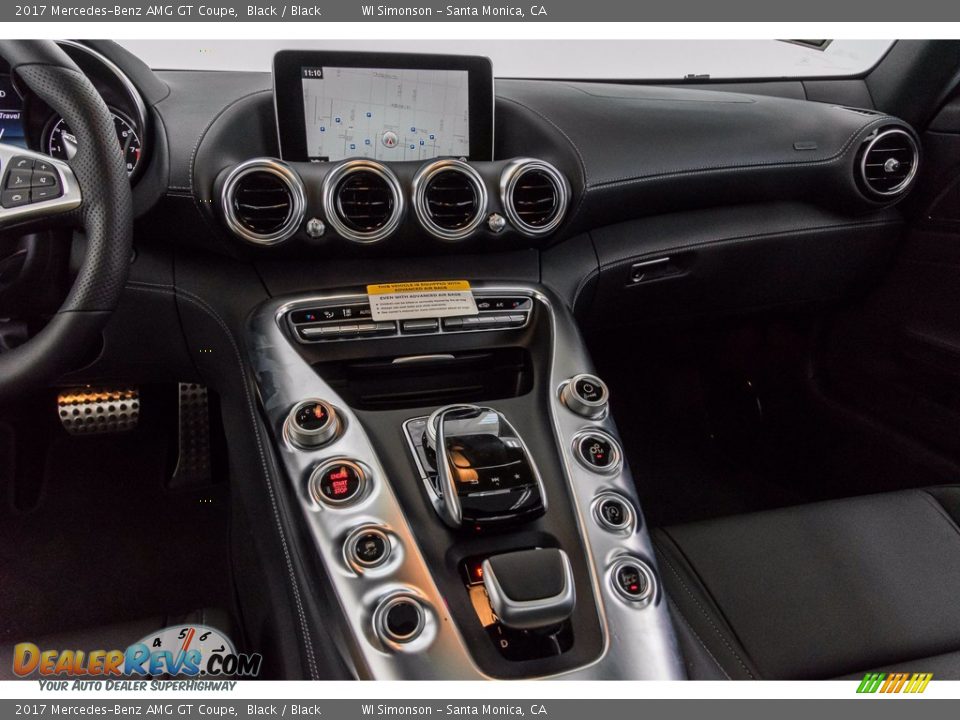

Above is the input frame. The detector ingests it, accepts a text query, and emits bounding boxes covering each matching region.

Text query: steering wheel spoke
[0,143,82,232]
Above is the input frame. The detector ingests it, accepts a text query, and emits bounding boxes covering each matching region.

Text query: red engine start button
[312,460,365,505]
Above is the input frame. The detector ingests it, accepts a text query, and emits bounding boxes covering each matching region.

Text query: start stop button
[310,460,367,506]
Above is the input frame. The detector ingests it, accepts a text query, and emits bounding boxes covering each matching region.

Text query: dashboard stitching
[497,95,590,226]
[186,89,276,241]
[587,116,891,189]
[186,88,273,193]
[124,281,321,681]
[598,218,903,271]
[571,267,600,314]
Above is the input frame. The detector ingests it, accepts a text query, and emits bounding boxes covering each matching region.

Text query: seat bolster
[652,529,761,680]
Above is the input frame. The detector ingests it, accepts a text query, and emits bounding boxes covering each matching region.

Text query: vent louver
[221,160,305,245]
[323,161,404,243]
[337,171,394,232]
[233,172,292,234]
[502,160,569,237]
[858,128,919,199]
[414,160,487,240]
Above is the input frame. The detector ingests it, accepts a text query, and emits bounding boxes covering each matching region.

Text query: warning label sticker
[366,280,479,322]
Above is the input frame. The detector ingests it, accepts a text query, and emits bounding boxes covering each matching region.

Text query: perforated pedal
[170,382,212,488]
[57,388,140,435]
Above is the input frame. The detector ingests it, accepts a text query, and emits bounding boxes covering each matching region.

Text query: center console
[246,282,685,679]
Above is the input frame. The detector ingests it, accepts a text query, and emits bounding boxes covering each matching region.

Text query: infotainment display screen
[273,51,493,163]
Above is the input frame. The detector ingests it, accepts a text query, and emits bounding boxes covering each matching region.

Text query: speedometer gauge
[45,110,142,178]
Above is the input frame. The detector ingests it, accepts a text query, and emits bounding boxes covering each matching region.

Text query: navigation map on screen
[300,66,470,162]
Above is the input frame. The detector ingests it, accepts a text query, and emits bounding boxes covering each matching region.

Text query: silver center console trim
[247,282,685,680]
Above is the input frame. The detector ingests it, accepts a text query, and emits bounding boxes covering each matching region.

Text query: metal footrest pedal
[57,388,139,435]
[170,382,213,488]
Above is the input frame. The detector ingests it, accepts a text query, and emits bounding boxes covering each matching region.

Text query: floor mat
[0,388,231,643]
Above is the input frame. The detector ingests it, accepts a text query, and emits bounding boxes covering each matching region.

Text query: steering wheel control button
[5,168,32,190]
[574,430,622,474]
[375,594,427,645]
[32,186,62,202]
[10,156,36,171]
[286,399,340,449]
[345,526,392,570]
[32,170,60,191]
[310,460,366,506]
[610,558,656,605]
[1,190,30,208]
[560,373,609,418]
[594,493,635,533]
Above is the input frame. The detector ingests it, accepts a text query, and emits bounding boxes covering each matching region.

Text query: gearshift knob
[425,404,546,529]
[482,548,576,630]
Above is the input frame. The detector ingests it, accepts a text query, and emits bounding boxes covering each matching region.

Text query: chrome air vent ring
[857,127,920,200]
[413,159,488,241]
[501,158,569,237]
[323,160,405,244]
[221,158,306,246]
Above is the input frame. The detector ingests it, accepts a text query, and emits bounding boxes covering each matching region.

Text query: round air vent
[323,160,404,243]
[221,159,305,245]
[857,127,919,199]
[414,160,488,241]
[501,159,569,237]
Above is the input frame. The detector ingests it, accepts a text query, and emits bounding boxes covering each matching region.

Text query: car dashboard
[0,40,922,681]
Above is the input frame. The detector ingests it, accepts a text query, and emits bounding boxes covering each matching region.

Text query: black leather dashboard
[6,44,920,324]
[495,79,915,231]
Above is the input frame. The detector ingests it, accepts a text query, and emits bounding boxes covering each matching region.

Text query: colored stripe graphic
[857,672,931,694]
[857,673,885,693]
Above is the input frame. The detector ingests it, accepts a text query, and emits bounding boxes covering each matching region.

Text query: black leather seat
[653,487,960,680]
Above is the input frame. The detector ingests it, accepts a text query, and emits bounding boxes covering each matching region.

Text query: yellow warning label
[366,280,471,295]
[366,280,477,322]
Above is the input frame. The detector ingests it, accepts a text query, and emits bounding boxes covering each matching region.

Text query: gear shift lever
[424,404,546,529]
[481,548,576,629]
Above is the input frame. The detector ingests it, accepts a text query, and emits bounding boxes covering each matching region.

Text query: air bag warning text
[367,281,479,321]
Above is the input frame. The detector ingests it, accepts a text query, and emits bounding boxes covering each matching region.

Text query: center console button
[560,373,609,418]
[310,460,366,506]
[345,525,391,570]
[401,318,439,334]
[610,558,656,605]
[286,399,340,448]
[594,492,635,532]
[574,430,622,473]
[374,593,427,645]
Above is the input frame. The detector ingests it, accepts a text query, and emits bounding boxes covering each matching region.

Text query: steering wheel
[0,40,132,401]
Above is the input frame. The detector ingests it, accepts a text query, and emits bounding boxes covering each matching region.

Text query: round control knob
[594,492,635,532]
[610,558,656,605]
[560,373,609,418]
[286,399,340,449]
[345,525,392,571]
[573,430,622,474]
[309,459,367,506]
[374,593,427,645]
